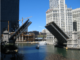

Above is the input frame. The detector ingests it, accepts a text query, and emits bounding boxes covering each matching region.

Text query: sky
[19,0,80,32]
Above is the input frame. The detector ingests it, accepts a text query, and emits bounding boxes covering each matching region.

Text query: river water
[17,43,80,60]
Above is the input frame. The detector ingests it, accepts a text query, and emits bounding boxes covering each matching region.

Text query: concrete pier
[66,31,80,49]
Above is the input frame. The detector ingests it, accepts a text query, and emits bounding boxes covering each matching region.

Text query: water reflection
[18,43,46,60]
[17,43,80,60]
[56,48,67,57]
[46,45,80,60]
[56,48,80,60]
[66,50,80,60]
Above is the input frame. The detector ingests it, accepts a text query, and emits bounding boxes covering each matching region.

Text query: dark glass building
[1,0,19,33]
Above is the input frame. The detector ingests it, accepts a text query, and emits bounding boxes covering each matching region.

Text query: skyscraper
[46,0,73,44]
[49,0,59,9]
[0,0,19,34]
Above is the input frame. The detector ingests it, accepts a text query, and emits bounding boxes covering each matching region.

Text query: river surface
[17,43,80,60]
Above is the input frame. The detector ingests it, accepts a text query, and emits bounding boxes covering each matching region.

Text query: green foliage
[37,35,46,38]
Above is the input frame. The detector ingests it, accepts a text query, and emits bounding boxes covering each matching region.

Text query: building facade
[72,8,80,31]
[49,0,59,9]
[46,0,73,44]
[1,0,19,34]
[72,8,80,40]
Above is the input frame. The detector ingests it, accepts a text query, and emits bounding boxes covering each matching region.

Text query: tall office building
[49,0,59,9]
[0,0,1,36]
[46,0,73,44]
[0,0,19,34]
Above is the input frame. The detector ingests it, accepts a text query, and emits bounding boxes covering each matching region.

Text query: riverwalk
[15,41,46,44]
[15,41,39,44]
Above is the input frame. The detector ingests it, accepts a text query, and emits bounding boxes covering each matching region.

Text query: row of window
[73,10,80,13]
[73,14,80,18]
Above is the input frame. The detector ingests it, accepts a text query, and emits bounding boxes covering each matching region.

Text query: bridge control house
[67,31,80,49]
[2,30,35,43]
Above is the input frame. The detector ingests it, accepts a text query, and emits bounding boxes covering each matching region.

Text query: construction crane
[8,21,9,32]
[18,16,32,42]
[7,16,32,32]
[18,16,32,25]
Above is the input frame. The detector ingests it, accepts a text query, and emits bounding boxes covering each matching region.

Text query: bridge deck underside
[9,19,32,43]
[45,22,69,45]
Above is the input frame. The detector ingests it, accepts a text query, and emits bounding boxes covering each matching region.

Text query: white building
[49,0,59,9]
[2,30,12,42]
[72,8,80,31]
[46,0,73,44]
[2,30,19,43]
[72,8,80,40]
[42,29,47,33]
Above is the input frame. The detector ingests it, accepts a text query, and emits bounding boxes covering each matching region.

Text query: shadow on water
[56,47,67,57]
[1,52,24,60]
[1,43,25,60]
[10,53,24,60]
